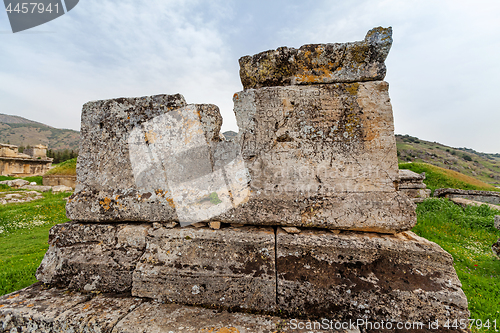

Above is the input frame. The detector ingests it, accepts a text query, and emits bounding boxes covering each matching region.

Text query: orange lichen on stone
[166,197,176,208]
[99,197,112,210]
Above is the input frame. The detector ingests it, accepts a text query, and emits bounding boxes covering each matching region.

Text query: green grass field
[400,162,500,193]
[44,157,77,176]
[0,191,70,295]
[413,199,500,331]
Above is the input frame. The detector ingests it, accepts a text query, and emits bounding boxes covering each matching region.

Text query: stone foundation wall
[42,175,77,188]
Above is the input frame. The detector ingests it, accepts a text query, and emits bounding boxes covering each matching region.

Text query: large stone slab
[0,283,141,333]
[132,225,276,312]
[239,27,392,89]
[0,284,352,333]
[66,94,229,223]
[434,188,500,206]
[276,228,469,327]
[36,222,150,293]
[213,81,415,233]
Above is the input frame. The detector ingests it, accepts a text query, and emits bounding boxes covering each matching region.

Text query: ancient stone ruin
[398,169,431,203]
[0,27,470,332]
[0,143,52,176]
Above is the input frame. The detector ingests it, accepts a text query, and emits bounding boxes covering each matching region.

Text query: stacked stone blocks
[2,27,470,331]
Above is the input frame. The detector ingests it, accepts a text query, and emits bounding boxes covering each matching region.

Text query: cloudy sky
[1,0,499,152]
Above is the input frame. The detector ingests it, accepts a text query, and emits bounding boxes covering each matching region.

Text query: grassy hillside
[45,158,77,176]
[399,162,500,193]
[0,117,79,151]
[397,135,500,187]
[413,199,500,332]
[0,190,70,295]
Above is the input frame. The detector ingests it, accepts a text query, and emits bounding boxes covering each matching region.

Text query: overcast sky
[0,0,499,153]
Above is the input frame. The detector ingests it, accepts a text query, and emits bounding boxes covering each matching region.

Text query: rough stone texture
[52,185,73,193]
[0,179,29,188]
[212,81,415,233]
[276,228,469,326]
[495,215,500,230]
[132,226,276,312]
[434,188,500,205]
[36,222,150,293]
[398,169,425,182]
[0,284,353,333]
[398,170,431,202]
[239,27,392,89]
[66,93,230,223]
[0,191,43,205]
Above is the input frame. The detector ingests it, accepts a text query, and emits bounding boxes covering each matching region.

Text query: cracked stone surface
[34,222,468,328]
[0,284,354,333]
[239,27,392,89]
[36,222,150,293]
[216,81,415,233]
[276,228,469,326]
[132,225,276,312]
[66,94,225,223]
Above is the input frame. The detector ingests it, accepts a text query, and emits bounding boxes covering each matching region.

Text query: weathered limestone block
[0,284,142,333]
[66,93,228,223]
[0,284,352,333]
[276,228,469,326]
[36,222,150,292]
[214,81,415,233]
[132,226,276,311]
[239,27,392,89]
[495,215,500,230]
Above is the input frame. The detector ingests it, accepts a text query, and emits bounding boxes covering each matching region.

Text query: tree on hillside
[47,149,78,164]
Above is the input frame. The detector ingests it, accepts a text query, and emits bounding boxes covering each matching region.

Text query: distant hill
[396,134,500,187]
[0,113,79,151]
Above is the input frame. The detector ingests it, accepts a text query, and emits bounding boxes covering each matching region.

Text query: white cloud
[0,0,499,152]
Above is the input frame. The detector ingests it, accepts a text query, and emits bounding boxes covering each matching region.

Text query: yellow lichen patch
[7,294,19,299]
[0,304,4,308]
[166,197,176,208]
[27,304,34,307]
[82,303,91,310]
[203,328,239,333]
[350,43,370,64]
[345,83,359,96]
[145,130,157,144]
[99,197,112,211]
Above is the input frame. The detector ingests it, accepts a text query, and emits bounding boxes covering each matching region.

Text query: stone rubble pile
[1,27,469,332]
[398,169,431,203]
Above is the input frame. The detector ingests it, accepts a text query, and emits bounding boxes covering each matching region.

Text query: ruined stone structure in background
[42,174,77,188]
[1,27,470,332]
[0,143,52,176]
[398,169,431,203]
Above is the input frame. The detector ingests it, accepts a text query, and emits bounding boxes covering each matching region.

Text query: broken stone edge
[239,27,393,89]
